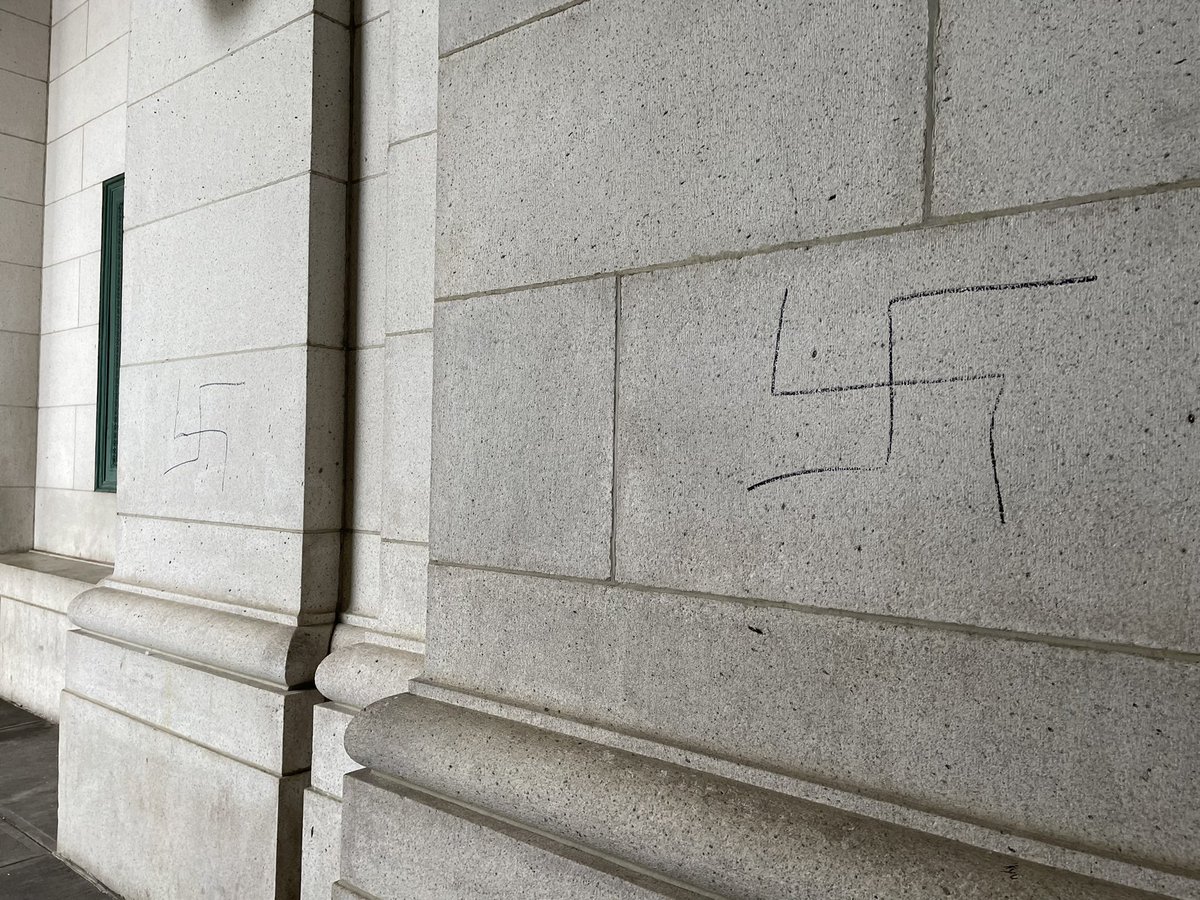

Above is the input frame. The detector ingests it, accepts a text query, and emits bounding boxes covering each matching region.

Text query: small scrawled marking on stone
[162,380,246,490]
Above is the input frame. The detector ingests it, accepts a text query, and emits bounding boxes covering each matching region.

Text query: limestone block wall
[415,0,1200,895]
[301,0,437,895]
[33,0,128,563]
[0,1,49,553]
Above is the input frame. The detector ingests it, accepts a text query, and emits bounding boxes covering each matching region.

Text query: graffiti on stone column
[748,275,1099,524]
[162,380,246,489]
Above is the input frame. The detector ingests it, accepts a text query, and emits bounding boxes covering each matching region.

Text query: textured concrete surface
[390,0,436,141]
[300,786,341,900]
[341,770,693,900]
[425,564,1200,876]
[347,695,1165,899]
[0,698,112,898]
[616,191,1200,654]
[386,134,435,334]
[439,0,582,55]
[381,332,431,544]
[436,0,926,296]
[934,0,1200,213]
[430,280,615,578]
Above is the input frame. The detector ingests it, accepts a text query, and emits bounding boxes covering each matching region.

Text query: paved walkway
[0,699,113,898]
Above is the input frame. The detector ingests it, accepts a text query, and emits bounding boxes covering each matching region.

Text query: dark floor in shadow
[0,699,113,899]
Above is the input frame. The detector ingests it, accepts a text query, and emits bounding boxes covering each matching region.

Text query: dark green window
[94,174,123,493]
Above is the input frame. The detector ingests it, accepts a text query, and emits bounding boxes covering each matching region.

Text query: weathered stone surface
[69,586,329,687]
[0,599,67,720]
[315,643,422,711]
[439,0,572,55]
[0,262,40,334]
[40,258,78,332]
[380,332,430,543]
[43,130,82,204]
[58,692,308,900]
[37,325,94,405]
[41,183,98,265]
[0,332,38,406]
[122,175,343,364]
[348,177,388,348]
[338,530,379,619]
[436,0,926,296]
[348,695,1164,899]
[309,701,355,799]
[117,346,343,531]
[300,787,342,900]
[377,540,426,640]
[114,514,341,618]
[0,550,110,613]
[0,197,42,267]
[390,0,436,141]
[66,630,319,773]
[616,191,1200,653]
[345,347,383,532]
[127,0,351,101]
[0,0,49,25]
[425,564,1200,876]
[430,280,615,578]
[45,33,126,141]
[0,8,48,78]
[0,488,34,554]
[0,132,44,205]
[85,0,129,54]
[79,103,126,188]
[34,406,71,488]
[125,17,349,226]
[340,770,689,900]
[351,13,388,180]
[385,134,435,334]
[0,407,36,486]
[0,68,47,142]
[934,0,1200,213]
[49,2,85,78]
[33,488,115,562]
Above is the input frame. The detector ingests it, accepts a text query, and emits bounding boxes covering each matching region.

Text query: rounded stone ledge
[346,695,1162,900]
[68,586,329,688]
[314,642,424,709]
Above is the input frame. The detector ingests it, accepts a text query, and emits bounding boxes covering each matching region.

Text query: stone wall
[34,0,128,563]
[343,1,1200,897]
[0,1,49,553]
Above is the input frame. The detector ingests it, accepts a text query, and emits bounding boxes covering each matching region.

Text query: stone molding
[314,642,424,709]
[68,585,329,687]
[344,694,1163,900]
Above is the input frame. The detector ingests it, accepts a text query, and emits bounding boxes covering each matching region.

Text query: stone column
[0,2,49,552]
[336,1,1200,897]
[56,3,352,898]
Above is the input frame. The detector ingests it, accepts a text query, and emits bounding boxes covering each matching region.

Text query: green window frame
[94,174,123,493]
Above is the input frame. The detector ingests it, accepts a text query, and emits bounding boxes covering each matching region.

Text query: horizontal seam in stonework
[439,0,592,59]
[344,528,380,536]
[433,177,1200,304]
[354,8,388,28]
[388,128,436,150]
[350,170,385,187]
[127,10,319,108]
[97,576,337,628]
[427,560,1200,664]
[47,29,128,86]
[383,327,432,338]
[124,168,334,234]
[118,512,341,536]
[45,96,124,145]
[121,340,342,369]
[0,62,44,81]
[0,129,44,147]
[0,194,41,209]
[39,323,100,338]
[61,689,301,777]
[349,342,384,351]
[304,784,343,804]
[360,768,724,900]
[0,594,67,616]
[0,7,49,27]
[380,537,429,547]
[412,680,1200,889]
